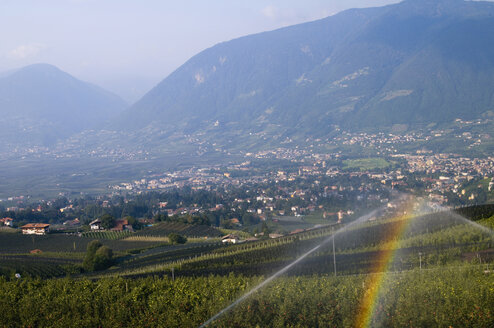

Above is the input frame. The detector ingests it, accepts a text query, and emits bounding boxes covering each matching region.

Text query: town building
[0,217,14,227]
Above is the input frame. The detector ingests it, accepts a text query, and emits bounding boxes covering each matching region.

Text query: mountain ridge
[0,63,127,149]
[114,0,494,144]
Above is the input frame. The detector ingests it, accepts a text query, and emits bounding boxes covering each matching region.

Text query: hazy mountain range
[114,0,494,142]
[0,64,126,149]
[2,0,494,152]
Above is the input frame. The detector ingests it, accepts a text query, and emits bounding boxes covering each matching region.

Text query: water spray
[198,207,384,328]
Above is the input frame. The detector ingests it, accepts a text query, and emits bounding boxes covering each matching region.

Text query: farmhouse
[230,218,242,226]
[221,234,239,244]
[0,217,14,227]
[63,218,80,227]
[89,219,103,230]
[111,219,133,232]
[21,223,50,235]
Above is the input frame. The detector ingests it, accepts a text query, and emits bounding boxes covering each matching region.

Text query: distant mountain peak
[13,63,73,79]
[21,63,61,70]
[0,63,127,149]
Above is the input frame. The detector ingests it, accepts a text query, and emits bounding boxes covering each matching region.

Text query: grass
[343,157,391,171]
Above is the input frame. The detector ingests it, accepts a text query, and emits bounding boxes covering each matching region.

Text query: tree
[262,221,270,236]
[242,212,259,226]
[100,214,115,230]
[83,240,102,271]
[168,233,187,244]
[93,246,113,271]
[124,216,142,230]
[153,213,168,222]
[83,240,113,271]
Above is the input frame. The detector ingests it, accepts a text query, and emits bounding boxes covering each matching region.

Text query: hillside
[115,0,494,148]
[0,64,127,149]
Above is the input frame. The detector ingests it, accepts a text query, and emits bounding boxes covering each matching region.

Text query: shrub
[168,233,187,244]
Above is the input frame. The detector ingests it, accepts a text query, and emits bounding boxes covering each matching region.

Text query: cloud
[8,44,45,60]
[261,5,279,19]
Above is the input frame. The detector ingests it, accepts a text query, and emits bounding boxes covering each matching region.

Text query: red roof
[21,223,50,229]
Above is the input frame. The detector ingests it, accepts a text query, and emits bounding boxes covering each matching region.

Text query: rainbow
[354,202,416,328]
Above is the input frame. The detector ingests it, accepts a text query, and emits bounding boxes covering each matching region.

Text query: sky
[0,0,403,103]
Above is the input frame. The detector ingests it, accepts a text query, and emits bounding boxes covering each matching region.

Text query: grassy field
[343,157,391,171]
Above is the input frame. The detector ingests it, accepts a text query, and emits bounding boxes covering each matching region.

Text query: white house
[89,219,103,230]
[221,234,239,244]
[0,217,14,227]
[21,223,50,235]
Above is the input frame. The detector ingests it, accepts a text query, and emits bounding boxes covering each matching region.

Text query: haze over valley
[1,2,494,328]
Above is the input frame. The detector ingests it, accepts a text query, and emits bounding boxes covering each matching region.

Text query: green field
[343,158,391,171]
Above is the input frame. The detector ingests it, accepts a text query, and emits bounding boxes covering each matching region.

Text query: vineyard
[82,230,133,240]
[134,222,223,238]
[82,206,494,280]
[0,232,167,278]
[0,255,80,278]
[0,233,166,255]
[1,204,494,327]
[0,266,492,327]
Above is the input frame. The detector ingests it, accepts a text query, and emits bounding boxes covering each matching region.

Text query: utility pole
[333,236,337,276]
[419,252,422,270]
[172,267,175,282]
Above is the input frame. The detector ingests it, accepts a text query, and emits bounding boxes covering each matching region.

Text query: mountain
[115,0,494,146]
[0,64,127,148]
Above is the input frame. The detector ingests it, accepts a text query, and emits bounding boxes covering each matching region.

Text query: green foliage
[94,246,113,271]
[479,215,494,230]
[168,233,187,245]
[153,213,168,222]
[100,214,115,230]
[0,267,492,327]
[83,240,113,272]
[124,216,142,230]
[82,230,132,240]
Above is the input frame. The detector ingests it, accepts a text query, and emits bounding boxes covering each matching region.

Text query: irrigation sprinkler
[198,207,384,328]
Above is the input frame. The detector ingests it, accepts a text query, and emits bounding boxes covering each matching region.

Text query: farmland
[1,201,494,327]
[134,222,223,238]
[0,265,492,327]
[0,221,224,279]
